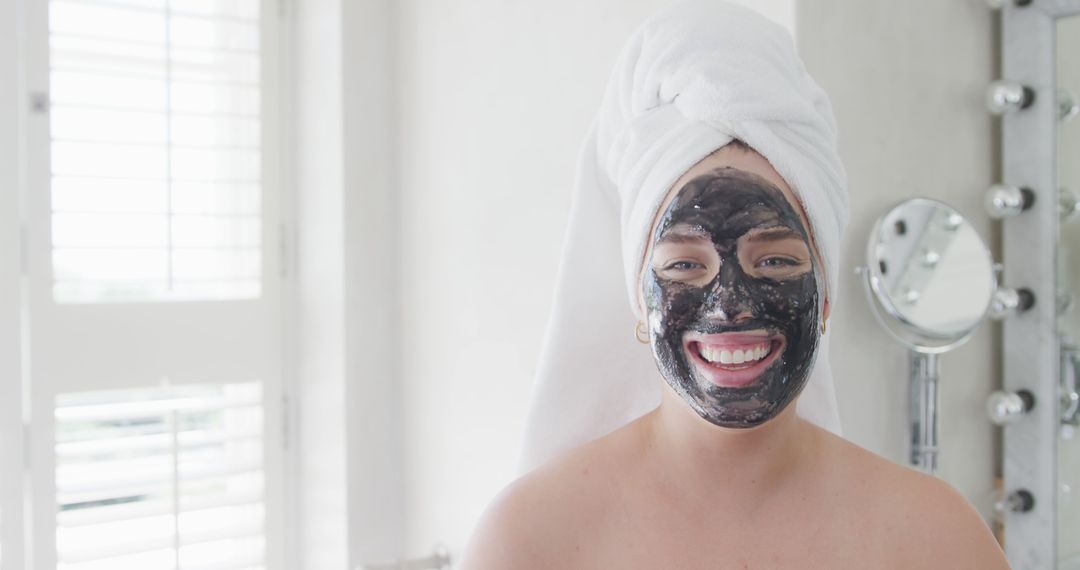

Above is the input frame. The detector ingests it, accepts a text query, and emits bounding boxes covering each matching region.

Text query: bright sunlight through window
[55,381,266,570]
[48,0,263,303]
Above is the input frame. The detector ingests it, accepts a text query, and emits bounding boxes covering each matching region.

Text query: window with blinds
[54,382,266,570]
[48,0,263,304]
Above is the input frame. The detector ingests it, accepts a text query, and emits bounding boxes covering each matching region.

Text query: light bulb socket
[1017,288,1036,312]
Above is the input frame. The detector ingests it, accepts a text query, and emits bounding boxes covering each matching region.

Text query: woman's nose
[702,261,754,322]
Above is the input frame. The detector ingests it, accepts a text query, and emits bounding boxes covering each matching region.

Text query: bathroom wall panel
[798,0,998,520]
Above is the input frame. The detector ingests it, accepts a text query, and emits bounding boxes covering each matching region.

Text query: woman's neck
[640,385,819,510]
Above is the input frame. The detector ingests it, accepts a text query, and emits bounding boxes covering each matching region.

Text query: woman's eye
[757,257,798,268]
[664,260,704,271]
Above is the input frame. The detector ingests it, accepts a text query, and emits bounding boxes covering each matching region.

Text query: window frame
[18,0,290,567]
[1,0,27,568]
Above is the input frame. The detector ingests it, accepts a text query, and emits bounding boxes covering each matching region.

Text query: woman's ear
[823,297,831,325]
[636,265,651,322]
[636,292,649,323]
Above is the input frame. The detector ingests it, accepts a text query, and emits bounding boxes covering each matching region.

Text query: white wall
[393,0,797,559]
[797,0,999,519]
[0,0,24,568]
[292,0,405,567]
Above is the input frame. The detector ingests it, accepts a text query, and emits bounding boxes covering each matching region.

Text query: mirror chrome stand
[910,351,940,474]
[859,198,996,476]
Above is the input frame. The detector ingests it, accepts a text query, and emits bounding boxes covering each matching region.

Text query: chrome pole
[910,350,940,475]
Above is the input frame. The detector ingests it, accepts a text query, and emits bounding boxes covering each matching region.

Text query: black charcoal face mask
[642,167,821,428]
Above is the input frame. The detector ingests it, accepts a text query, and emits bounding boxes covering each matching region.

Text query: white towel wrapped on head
[518,0,849,475]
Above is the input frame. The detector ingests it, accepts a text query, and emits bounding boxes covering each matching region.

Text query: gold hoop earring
[634,320,650,344]
[821,318,828,335]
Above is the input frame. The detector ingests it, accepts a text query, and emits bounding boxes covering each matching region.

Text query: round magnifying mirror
[864,198,996,353]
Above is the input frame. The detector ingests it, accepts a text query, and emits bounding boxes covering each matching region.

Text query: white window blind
[54,382,266,570]
[48,0,263,303]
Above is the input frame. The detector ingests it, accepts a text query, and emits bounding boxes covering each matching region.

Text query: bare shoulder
[454,470,565,570]
[457,432,629,570]
[821,431,1009,569]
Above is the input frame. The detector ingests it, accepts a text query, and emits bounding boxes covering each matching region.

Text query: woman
[461,2,1009,568]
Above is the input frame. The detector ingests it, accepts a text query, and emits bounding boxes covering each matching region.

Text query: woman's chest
[575,531,879,570]
[562,490,900,570]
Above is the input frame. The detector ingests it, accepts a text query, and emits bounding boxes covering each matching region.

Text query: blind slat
[59,519,263,564]
[58,486,263,527]
[57,395,261,422]
[57,429,262,458]
[52,0,258,24]
[50,31,258,55]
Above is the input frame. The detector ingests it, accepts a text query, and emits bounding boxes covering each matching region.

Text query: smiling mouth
[683,330,786,388]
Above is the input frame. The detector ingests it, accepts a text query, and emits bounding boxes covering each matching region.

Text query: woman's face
[640,147,823,428]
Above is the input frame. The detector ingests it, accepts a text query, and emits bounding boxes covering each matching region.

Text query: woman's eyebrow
[657,231,711,245]
[657,223,711,244]
[741,226,803,243]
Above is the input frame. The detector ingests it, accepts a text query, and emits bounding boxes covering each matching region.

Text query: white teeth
[698,342,772,365]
